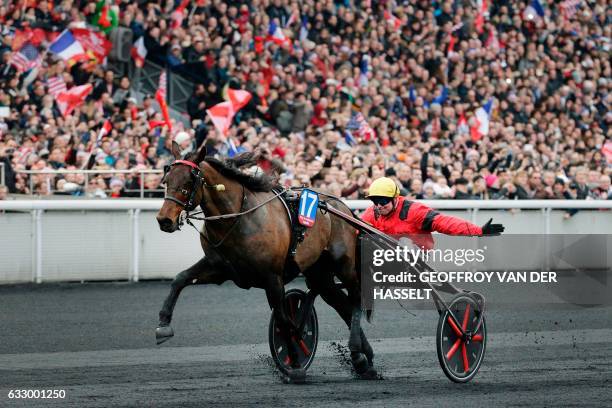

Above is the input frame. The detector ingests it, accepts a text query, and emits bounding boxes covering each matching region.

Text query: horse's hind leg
[156,257,226,344]
[305,271,374,367]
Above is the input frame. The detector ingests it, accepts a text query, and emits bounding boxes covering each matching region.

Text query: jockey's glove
[481,218,505,236]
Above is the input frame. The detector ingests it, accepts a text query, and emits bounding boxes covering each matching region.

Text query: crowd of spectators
[0,0,610,202]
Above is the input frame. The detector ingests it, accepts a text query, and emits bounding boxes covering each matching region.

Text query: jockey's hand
[481,218,505,236]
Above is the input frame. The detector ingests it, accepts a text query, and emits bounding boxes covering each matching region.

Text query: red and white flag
[475,0,488,34]
[97,119,112,143]
[383,10,402,32]
[56,84,93,117]
[206,89,252,136]
[131,36,147,68]
[171,0,190,29]
[158,70,167,101]
[47,75,67,98]
[485,27,500,52]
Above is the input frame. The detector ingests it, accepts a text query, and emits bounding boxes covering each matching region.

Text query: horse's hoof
[351,352,370,374]
[155,325,174,345]
[285,368,307,384]
[357,367,380,380]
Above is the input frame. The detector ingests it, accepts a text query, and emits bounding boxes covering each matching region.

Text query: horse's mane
[188,151,279,192]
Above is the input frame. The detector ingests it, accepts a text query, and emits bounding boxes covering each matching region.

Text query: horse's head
[156,141,208,233]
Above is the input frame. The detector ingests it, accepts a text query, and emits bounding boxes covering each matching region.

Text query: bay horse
[155,142,377,380]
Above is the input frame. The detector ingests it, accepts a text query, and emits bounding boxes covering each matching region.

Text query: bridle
[162,159,205,212]
[162,158,290,247]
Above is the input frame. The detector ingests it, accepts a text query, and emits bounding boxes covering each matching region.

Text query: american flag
[9,43,41,72]
[346,112,376,142]
[47,75,67,98]
[560,0,581,19]
[158,70,167,100]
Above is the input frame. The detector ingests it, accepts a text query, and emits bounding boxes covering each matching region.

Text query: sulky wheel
[268,289,319,376]
[436,294,486,383]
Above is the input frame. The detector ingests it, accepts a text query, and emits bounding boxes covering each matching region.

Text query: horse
[155,141,377,381]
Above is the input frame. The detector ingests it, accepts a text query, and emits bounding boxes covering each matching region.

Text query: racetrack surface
[1,280,611,407]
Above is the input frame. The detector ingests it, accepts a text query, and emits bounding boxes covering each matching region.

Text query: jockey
[361,177,504,249]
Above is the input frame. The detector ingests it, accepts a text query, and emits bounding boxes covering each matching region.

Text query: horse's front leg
[266,275,305,382]
[156,257,226,344]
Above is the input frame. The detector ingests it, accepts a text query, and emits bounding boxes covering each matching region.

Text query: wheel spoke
[461,343,469,373]
[284,355,291,366]
[446,338,461,360]
[472,334,483,342]
[447,315,463,337]
[462,303,471,331]
[297,338,311,356]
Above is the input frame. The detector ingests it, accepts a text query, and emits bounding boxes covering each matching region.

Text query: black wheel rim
[269,290,318,374]
[438,296,486,382]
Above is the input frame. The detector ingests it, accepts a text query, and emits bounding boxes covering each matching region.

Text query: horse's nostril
[157,217,173,230]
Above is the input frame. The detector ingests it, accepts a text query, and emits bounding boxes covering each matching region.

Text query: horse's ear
[195,143,208,164]
[171,141,181,160]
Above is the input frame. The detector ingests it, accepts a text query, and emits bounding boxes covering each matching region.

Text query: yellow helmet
[367,177,399,198]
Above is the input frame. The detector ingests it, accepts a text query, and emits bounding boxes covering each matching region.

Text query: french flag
[523,0,545,21]
[471,99,493,141]
[49,30,85,63]
[267,22,290,46]
[131,36,147,68]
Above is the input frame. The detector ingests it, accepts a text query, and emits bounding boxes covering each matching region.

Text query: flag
[383,10,402,32]
[47,76,67,98]
[408,85,417,103]
[475,0,488,34]
[524,0,545,21]
[71,28,113,64]
[206,89,252,136]
[359,55,369,87]
[155,82,171,132]
[206,101,234,136]
[149,120,168,131]
[171,0,190,29]
[447,34,457,56]
[9,43,41,72]
[96,119,112,144]
[344,130,357,146]
[485,27,500,52]
[158,71,167,101]
[346,112,376,142]
[226,137,245,158]
[560,0,581,19]
[56,84,93,117]
[226,88,252,111]
[49,30,86,63]
[131,36,147,68]
[285,11,298,28]
[471,99,493,141]
[457,113,469,136]
[267,21,291,47]
[299,16,309,42]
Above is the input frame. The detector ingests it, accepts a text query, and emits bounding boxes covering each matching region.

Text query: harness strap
[187,188,288,221]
